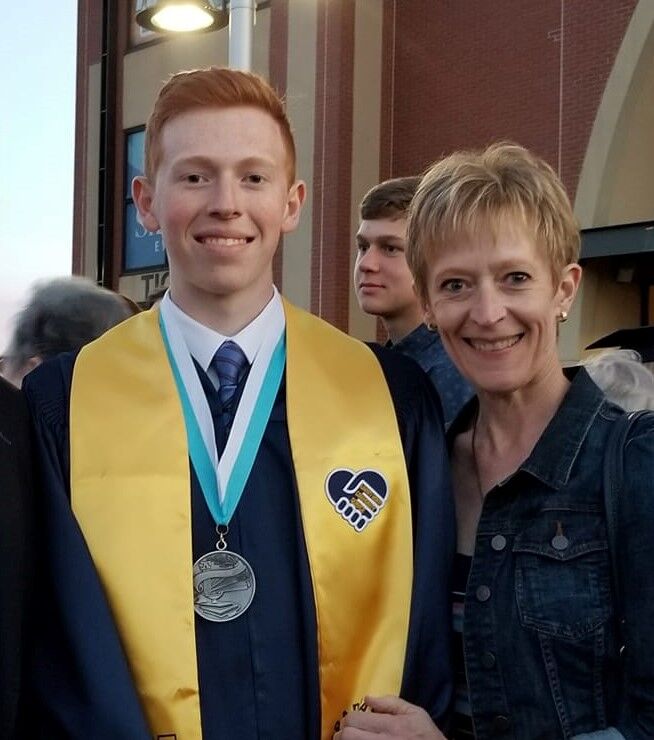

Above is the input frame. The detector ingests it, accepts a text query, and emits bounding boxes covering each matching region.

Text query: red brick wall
[381,0,638,199]
[311,0,355,331]
[269,0,289,289]
[559,0,637,197]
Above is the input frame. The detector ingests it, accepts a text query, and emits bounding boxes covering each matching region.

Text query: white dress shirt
[161,288,285,390]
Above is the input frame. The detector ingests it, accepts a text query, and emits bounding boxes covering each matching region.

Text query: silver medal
[193,549,256,622]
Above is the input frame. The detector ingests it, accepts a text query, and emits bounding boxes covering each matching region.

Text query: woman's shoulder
[620,408,654,462]
[600,405,654,511]
[597,398,654,442]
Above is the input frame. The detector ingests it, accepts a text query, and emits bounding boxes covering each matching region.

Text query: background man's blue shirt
[390,324,473,424]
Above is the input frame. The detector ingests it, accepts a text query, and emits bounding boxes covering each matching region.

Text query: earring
[426,321,438,332]
[558,310,568,323]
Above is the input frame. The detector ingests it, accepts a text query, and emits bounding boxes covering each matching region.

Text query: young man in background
[355,176,473,422]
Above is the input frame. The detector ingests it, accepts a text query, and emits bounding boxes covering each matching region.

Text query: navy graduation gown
[23,344,454,739]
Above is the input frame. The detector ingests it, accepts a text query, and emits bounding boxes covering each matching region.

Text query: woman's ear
[423,301,437,331]
[556,262,583,315]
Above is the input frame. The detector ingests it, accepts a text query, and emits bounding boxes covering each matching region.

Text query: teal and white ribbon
[159,292,285,525]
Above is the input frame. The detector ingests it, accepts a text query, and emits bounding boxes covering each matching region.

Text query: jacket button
[491,715,511,733]
[476,585,491,602]
[491,535,507,551]
[481,651,496,669]
[551,534,569,550]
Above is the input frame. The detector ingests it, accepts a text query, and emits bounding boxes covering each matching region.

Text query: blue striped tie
[211,341,249,429]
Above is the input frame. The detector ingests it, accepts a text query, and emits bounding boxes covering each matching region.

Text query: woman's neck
[474,364,570,481]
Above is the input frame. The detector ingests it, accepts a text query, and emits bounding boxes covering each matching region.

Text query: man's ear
[281,180,307,235]
[132,176,161,233]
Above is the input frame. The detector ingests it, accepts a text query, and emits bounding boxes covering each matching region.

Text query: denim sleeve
[572,729,626,739]
[614,417,654,738]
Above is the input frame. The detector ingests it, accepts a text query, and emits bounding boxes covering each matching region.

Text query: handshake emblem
[325,468,388,532]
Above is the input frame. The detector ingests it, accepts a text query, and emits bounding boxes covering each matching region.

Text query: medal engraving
[193,550,256,622]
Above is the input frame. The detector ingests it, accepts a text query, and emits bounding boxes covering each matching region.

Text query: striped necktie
[211,340,249,430]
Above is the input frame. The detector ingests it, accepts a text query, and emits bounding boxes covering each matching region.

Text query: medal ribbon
[158,294,285,526]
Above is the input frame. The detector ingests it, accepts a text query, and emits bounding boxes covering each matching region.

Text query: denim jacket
[391,324,473,424]
[448,368,654,739]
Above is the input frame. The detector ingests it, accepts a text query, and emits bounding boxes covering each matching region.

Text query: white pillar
[229,0,256,71]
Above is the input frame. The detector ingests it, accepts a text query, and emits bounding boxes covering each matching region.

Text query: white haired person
[585,349,654,412]
[337,144,654,739]
[2,277,136,387]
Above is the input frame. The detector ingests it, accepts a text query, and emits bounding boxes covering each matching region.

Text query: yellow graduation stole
[69,301,412,739]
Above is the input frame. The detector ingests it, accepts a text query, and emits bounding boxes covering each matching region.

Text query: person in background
[354,176,473,423]
[339,143,654,739]
[1,276,135,387]
[584,349,654,411]
[586,325,654,374]
[22,67,454,739]
[0,378,34,740]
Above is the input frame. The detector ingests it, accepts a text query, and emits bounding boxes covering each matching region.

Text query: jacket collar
[447,367,606,490]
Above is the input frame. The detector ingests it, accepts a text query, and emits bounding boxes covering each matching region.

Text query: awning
[580,221,654,260]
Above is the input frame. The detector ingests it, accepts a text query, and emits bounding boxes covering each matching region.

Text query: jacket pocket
[513,512,612,640]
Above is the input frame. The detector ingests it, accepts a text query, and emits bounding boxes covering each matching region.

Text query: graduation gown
[23,342,454,739]
[0,378,34,740]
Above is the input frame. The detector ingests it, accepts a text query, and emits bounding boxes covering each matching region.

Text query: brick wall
[311,0,355,330]
[381,0,638,199]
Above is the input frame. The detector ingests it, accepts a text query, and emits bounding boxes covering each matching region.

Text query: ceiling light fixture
[135,0,229,34]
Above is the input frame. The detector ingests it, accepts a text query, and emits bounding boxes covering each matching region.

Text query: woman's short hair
[4,277,133,373]
[585,349,654,411]
[406,142,580,301]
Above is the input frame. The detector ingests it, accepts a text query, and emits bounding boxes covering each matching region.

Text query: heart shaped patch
[325,468,388,532]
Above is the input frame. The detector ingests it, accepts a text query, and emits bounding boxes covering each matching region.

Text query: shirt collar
[161,288,284,373]
[447,367,606,491]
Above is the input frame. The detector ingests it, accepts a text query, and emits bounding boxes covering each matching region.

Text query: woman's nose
[470,284,506,325]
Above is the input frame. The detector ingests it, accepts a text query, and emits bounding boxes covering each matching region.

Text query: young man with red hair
[24,67,453,739]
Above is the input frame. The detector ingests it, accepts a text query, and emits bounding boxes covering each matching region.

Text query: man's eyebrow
[238,155,277,170]
[171,155,214,170]
[170,155,278,170]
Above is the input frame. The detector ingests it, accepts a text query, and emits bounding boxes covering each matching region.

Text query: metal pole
[229,0,256,71]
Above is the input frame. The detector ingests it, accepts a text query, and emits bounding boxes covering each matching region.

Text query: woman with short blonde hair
[338,143,654,740]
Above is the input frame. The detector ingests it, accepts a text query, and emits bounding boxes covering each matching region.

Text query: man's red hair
[145,67,296,184]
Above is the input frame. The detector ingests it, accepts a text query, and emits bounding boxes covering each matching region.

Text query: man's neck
[170,284,275,337]
[384,308,425,345]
